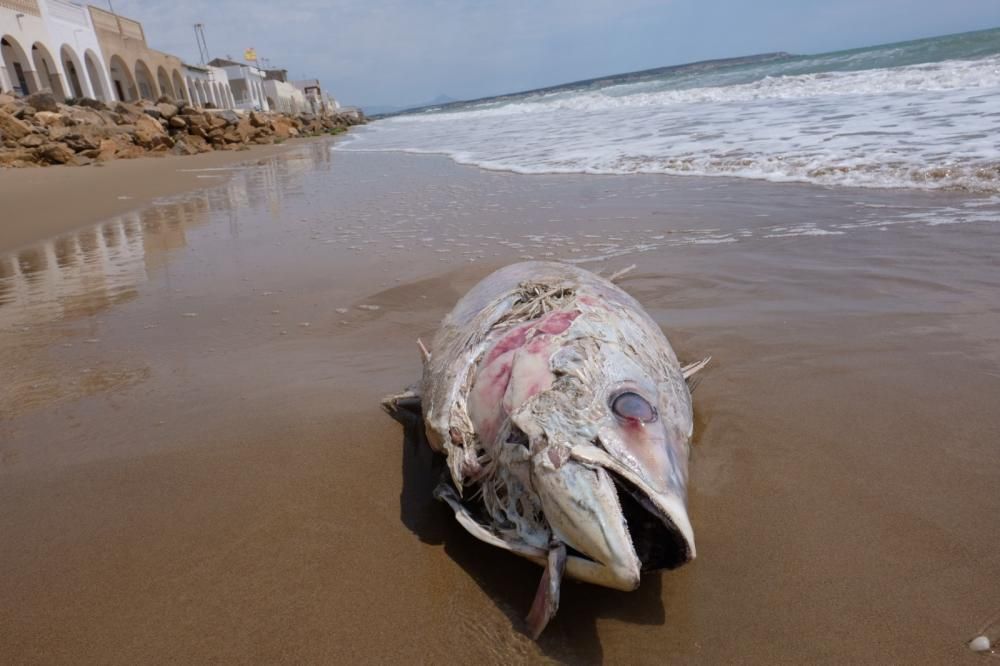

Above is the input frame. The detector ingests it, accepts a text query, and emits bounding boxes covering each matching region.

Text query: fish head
[507,310,696,591]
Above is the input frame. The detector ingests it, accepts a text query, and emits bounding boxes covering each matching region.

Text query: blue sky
[112,0,1000,110]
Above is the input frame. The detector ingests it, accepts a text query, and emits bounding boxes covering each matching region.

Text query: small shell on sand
[357,304,380,311]
[335,308,349,314]
[969,635,991,652]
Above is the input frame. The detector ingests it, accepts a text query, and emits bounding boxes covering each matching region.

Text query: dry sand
[2,143,1000,664]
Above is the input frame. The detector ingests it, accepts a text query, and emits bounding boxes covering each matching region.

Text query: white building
[208,57,268,112]
[1,0,111,101]
[261,69,306,115]
[88,7,188,104]
[262,78,305,114]
[293,79,340,115]
[183,63,235,110]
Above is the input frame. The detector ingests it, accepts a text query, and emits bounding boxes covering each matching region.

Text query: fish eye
[611,391,657,423]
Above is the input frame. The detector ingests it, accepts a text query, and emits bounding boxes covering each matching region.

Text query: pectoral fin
[525,541,567,639]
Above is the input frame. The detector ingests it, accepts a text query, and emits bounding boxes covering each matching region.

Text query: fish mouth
[610,472,693,571]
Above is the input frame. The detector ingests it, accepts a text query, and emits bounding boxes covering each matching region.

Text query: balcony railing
[88,6,146,44]
[47,0,89,27]
[0,0,41,17]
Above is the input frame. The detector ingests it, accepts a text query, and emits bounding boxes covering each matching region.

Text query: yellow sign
[244,48,257,62]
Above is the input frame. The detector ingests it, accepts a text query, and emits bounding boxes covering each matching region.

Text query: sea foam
[342,47,1000,192]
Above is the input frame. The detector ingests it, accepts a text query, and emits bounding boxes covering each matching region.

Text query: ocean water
[343,28,1000,192]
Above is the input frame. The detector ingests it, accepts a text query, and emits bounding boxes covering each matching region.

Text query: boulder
[99,110,123,125]
[36,142,75,165]
[114,101,142,118]
[271,116,296,139]
[18,134,45,148]
[249,111,267,128]
[185,114,208,131]
[48,125,72,142]
[96,138,120,161]
[64,106,108,127]
[168,115,187,129]
[115,145,147,160]
[143,108,162,120]
[235,117,255,142]
[171,139,199,156]
[214,110,240,125]
[76,98,109,111]
[0,93,15,106]
[64,132,102,152]
[0,110,32,140]
[156,103,179,119]
[0,148,39,167]
[33,111,66,127]
[184,134,211,153]
[24,92,59,113]
[133,114,170,148]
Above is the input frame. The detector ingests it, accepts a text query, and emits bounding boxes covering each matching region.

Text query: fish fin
[380,388,422,422]
[435,480,547,549]
[607,264,637,283]
[682,356,711,380]
[417,338,432,364]
[525,542,567,639]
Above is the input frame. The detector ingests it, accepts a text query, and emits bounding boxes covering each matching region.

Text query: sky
[110,0,1000,111]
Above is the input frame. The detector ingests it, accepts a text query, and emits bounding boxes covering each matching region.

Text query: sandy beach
[2,142,1000,663]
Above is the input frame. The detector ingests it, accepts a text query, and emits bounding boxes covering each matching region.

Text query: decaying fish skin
[384,261,707,638]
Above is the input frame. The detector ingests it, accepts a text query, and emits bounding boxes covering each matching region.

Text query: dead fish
[384,261,708,638]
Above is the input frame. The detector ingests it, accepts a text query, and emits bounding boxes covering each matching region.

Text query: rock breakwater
[0,92,366,168]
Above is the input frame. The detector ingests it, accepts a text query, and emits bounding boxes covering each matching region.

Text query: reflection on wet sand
[0,143,334,422]
[0,142,334,333]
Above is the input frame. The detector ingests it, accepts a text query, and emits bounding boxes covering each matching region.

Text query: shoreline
[0,136,335,254]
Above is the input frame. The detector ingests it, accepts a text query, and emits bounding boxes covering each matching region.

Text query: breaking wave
[343,29,1000,192]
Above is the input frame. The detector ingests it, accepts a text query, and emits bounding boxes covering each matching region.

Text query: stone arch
[84,50,110,101]
[133,59,157,100]
[59,44,88,99]
[1,35,37,95]
[172,70,188,102]
[108,54,137,101]
[156,66,174,100]
[31,42,67,99]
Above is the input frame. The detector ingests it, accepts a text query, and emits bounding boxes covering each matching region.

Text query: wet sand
[2,143,1000,663]
[0,138,331,255]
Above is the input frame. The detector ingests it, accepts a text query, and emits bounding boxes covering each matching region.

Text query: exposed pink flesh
[468,310,579,446]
